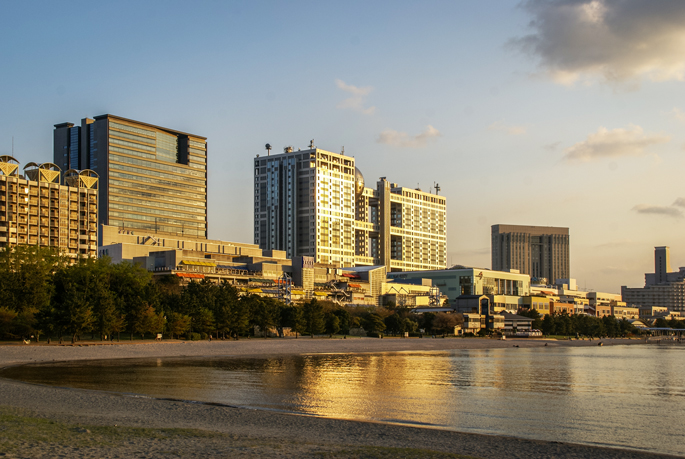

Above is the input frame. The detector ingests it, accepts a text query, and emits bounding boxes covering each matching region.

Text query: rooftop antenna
[12,136,14,156]
[309,139,314,149]
[341,146,344,155]
[265,143,271,156]
[434,182,441,195]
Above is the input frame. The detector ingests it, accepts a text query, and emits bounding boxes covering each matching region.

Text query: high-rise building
[0,156,98,258]
[253,145,446,271]
[622,246,685,312]
[54,115,207,241]
[491,224,569,283]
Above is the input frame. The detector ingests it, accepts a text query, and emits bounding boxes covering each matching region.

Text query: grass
[0,407,480,458]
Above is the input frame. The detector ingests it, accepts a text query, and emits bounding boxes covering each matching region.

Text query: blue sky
[2,0,685,293]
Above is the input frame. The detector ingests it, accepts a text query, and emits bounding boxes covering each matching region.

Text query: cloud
[510,0,685,85]
[377,125,441,148]
[563,125,669,162]
[543,141,561,151]
[632,204,683,218]
[673,198,685,208]
[335,79,375,115]
[488,121,527,136]
[670,108,685,124]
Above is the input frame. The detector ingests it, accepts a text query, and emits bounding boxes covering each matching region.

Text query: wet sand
[0,337,676,459]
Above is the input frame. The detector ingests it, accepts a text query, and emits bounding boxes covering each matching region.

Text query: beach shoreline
[0,337,676,459]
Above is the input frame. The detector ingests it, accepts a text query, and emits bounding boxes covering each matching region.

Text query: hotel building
[253,145,446,271]
[54,115,207,241]
[491,224,570,283]
[0,156,98,258]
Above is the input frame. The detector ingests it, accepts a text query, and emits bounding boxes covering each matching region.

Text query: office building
[54,115,207,241]
[0,156,98,258]
[253,145,446,271]
[491,224,570,283]
[622,246,685,312]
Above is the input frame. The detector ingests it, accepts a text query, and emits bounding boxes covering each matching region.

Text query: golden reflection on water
[2,346,685,456]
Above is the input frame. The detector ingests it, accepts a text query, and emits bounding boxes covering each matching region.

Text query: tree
[281,305,306,338]
[303,299,325,336]
[167,312,191,339]
[0,307,17,340]
[363,313,386,335]
[325,313,340,335]
[432,313,458,335]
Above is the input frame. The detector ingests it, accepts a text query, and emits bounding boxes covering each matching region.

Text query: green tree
[167,312,191,339]
[325,313,340,335]
[363,313,386,335]
[0,306,17,339]
[281,305,306,338]
[432,313,458,335]
[303,299,325,336]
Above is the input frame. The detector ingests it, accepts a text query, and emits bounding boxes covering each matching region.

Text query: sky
[1,0,685,294]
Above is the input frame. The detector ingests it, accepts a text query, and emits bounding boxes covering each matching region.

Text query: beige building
[492,224,570,283]
[0,156,98,258]
[253,145,446,271]
[622,247,685,313]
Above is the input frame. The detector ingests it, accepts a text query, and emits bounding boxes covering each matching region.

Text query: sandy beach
[0,337,677,459]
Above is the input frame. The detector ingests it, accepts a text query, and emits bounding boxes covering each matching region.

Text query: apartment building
[253,145,446,271]
[54,115,207,241]
[492,224,570,283]
[0,156,98,258]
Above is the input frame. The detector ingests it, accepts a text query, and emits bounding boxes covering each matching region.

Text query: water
[2,346,684,456]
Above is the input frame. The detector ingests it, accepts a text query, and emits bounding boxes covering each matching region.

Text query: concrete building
[491,224,570,283]
[387,266,531,308]
[253,145,446,271]
[0,156,98,258]
[622,247,685,313]
[54,115,207,242]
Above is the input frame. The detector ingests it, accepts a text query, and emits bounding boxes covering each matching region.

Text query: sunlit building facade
[254,145,446,271]
[54,115,207,241]
[0,156,98,258]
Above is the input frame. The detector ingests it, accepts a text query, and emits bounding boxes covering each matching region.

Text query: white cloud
[670,108,685,124]
[335,79,375,115]
[563,125,669,162]
[632,204,683,218]
[488,121,527,136]
[510,0,685,85]
[377,125,441,148]
[672,198,685,208]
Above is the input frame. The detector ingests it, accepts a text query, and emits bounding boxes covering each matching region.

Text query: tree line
[0,246,458,342]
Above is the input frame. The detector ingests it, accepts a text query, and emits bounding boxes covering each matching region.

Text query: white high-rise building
[254,145,446,271]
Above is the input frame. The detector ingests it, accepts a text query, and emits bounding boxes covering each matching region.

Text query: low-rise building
[611,302,639,319]
[522,295,551,316]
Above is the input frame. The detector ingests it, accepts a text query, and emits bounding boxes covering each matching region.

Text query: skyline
[2,0,685,293]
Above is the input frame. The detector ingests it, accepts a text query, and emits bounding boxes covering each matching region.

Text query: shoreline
[1,337,678,459]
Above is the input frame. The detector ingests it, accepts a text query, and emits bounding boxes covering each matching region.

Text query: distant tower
[655,246,671,284]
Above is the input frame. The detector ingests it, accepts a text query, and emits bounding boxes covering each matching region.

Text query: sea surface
[2,345,684,456]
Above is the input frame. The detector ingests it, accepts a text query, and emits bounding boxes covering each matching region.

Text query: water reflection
[2,346,684,455]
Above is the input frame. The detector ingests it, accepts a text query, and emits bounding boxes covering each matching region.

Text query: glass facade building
[54,115,207,242]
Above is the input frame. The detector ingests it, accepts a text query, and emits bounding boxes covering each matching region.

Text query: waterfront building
[491,224,570,283]
[387,266,531,307]
[611,303,638,319]
[54,115,207,241]
[621,247,685,313]
[253,145,446,271]
[0,156,98,258]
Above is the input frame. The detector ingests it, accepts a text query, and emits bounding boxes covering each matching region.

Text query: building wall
[491,224,570,283]
[388,268,531,304]
[0,158,98,258]
[54,115,208,241]
[254,146,446,271]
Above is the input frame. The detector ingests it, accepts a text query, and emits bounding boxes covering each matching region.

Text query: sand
[0,336,677,459]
